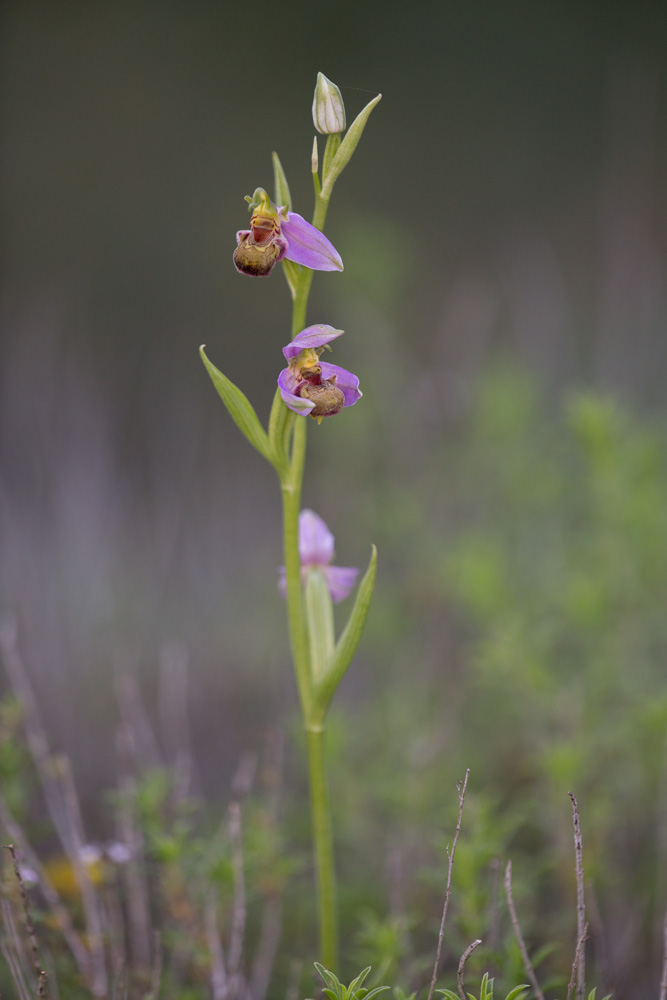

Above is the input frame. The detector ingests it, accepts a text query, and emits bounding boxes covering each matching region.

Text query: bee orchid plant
[201,72,381,971]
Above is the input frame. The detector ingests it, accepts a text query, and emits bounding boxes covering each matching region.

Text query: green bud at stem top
[312,72,346,134]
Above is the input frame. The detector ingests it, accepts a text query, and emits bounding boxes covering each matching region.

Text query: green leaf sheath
[268,386,295,477]
[200,346,276,467]
[313,545,377,722]
[281,257,302,299]
[321,133,341,185]
[305,568,336,684]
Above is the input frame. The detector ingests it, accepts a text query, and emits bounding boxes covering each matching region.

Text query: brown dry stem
[426,769,471,1000]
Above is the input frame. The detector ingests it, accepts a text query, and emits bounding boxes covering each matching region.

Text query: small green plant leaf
[272,150,292,210]
[312,964,389,1000]
[504,988,529,1000]
[321,93,382,198]
[200,346,275,467]
[346,967,372,995]
[313,545,377,719]
[314,963,344,999]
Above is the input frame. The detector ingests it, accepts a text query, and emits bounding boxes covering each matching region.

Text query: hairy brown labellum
[233,233,285,277]
[298,378,345,418]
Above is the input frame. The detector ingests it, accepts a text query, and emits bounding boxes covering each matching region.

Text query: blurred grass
[2,363,667,996]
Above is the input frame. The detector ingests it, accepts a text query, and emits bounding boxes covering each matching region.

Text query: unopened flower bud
[312,72,346,134]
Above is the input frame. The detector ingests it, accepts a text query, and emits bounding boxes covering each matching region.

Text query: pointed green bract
[272,151,292,210]
[281,257,301,299]
[200,346,275,467]
[321,93,382,198]
[313,545,377,720]
[268,385,294,477]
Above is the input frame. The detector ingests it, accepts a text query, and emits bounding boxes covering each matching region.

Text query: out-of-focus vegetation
[2,2,667,998]
[2,369,666,997]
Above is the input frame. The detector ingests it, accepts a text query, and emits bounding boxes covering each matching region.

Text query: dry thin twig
[114,668,162,773]
[0,621,70,851]
[427,769,471,1000]
[0,791,90,981]
[4,844,49,999]
[250,896,283,1000]
[456,938,482,1000]
[150,931,163,1000]
[205,891,228,1000]
[0,620,104,994]
[504,860,545,1000]
[59,757,108,997]
[660,910,667,1000]
[227,801,247,991]
[1,897,32,1000]
[158,641,197,805]
[115,742,152,975]
[569,792,585,1000]
[565,922,589,1000]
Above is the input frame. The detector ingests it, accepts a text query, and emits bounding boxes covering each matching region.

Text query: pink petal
[278,367,315,415]
[325,566,359,603]
[283,324,345,361]
[299,509,335,566]
[281,212,343,271]
[319,362,362,407]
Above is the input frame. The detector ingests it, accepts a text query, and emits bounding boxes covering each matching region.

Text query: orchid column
[201,74,381,970]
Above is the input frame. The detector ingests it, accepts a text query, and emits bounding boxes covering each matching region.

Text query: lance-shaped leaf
[200,346,275,466]
[321,93,382,198]
[313,963,342,998]
[272,150,292,210]
[312,545,377,720]
[272,153,300,295]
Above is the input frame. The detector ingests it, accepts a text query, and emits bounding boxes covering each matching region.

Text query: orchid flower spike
[279,509,359,603]
[278,324,362,422]
[233,188,343,277]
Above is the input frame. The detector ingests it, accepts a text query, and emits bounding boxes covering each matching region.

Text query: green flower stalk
[202,73,381,970]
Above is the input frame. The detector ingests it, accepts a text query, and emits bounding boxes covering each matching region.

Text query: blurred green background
[1,1,667,996]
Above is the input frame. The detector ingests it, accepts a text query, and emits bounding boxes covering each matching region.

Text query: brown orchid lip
[298,378,345,418]
[233,235,281,277]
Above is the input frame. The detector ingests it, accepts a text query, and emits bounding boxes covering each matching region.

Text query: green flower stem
[281,181,339,968]
[281,417,312,719]
[291,193,329,335]
[306,722,338,971]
